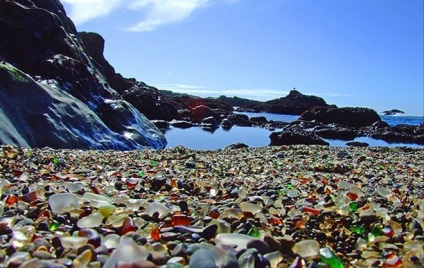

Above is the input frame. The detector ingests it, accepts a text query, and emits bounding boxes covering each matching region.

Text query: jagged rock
[170,120,194,129]
[250,116,268,123]
[362,123,424,145]
[190,105,216,123]
[370,131,424,145]
[79,32,132,93]
[121,85,180,121]
[382,109,405,115]
[151,120,170,130]
[221,118,233,129]
[345,141,369,147]
[228,113,252,127]
[244,90,333,115]
[269,130,329,146]
[80,32,180,121]
[315,127,356,140]
[300,107,381,128]
[202,116,219,126]
[225,143,249,149]
[0,0,166,149]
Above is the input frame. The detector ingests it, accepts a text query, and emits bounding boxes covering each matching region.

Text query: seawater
[164,112,424,150]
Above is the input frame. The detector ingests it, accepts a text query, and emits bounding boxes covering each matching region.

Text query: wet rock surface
[300,107,381,128]
[0,144,422,267]
[0,0,166,150]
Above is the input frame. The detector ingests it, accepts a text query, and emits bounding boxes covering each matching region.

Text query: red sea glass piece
[301,206,321,215]
[19,191,38,203]
[151,226,160,241]
[78,228,101,248]
[125,178,139,189]
[5,195,18,205]
[12,169,23,176]
[209,210,220,219]
[289,257,303,268]
[382,252,402,268]
[347,191,358,201]
[171,214,190,227]
[89,184,100,194]
[36,210,51,222]
[269,216,282,225]
[120,218,137,235]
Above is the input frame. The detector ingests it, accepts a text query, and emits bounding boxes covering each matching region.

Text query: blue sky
[61,0,423,115]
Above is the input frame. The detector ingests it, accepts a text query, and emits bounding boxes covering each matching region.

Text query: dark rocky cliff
[0,0,166,149]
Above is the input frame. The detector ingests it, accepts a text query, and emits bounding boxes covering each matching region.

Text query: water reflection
[165,126,273,150]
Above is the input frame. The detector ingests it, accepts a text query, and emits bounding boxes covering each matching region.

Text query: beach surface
[0,145,423,267]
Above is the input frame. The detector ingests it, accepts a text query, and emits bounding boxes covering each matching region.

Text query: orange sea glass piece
[5,195,18,205]
[171,214,190,227]
[302,206,321,215]
[151,226,160,241]
[347,192,358,201]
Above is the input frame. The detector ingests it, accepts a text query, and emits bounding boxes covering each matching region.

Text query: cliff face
[0,0,166,149]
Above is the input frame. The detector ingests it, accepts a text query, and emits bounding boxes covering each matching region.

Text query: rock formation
[0,0,166,149]
[79,32,180,121]
[382,109,405,116]
[239,90,334,115]
[299,107,381,128]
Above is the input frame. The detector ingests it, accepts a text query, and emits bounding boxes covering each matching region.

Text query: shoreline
[0,145,423,267]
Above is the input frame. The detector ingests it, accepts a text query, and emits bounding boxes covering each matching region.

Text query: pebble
[188,249,217,268]
[0,145,422,267]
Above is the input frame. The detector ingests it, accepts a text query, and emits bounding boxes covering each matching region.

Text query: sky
[61,0,424,115]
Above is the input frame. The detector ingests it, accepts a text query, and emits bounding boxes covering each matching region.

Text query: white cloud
[62,0,237,31]
[127,0,209,32]
[155,83,289,101]
[61,0,123,25]
[156,83,355,101]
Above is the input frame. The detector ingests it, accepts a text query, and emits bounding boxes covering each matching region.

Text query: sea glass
[171,214,191,227]
[215,233,257,252]
[382,252,402,268]
[99,204,116,218]
[119,218,137,235]
[247,225,260,237]
[73,249,92,268]
[78,228,101,248]
[77,212,103,228]
[292,240,320,258]
[151,226,161,241]
[103,236,149,268]
[49,193,79,214]
[60,236,88,249]
[301,206,321,215]
[83,193,112,208]
[319,247,344,268]
[240,202,262,215]
[145,202,172,218]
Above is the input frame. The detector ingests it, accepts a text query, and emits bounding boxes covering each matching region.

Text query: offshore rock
[382,109,404,115]
[269,125,329,146]
[243,90,333,115]
[300,106,381,128]
[0,0,166,149]
[364,123,424,145]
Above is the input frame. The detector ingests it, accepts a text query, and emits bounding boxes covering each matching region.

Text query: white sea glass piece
[103,236,149,268]
[49,193,79,214]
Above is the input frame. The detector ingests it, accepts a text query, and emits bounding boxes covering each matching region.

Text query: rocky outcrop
[0,0,166,149]
[382,109,405,116]
[269,130,329,146]
[80,32,180,121]
[243,90,333,115]
[365,123,424,145]
[300,107,381,128]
